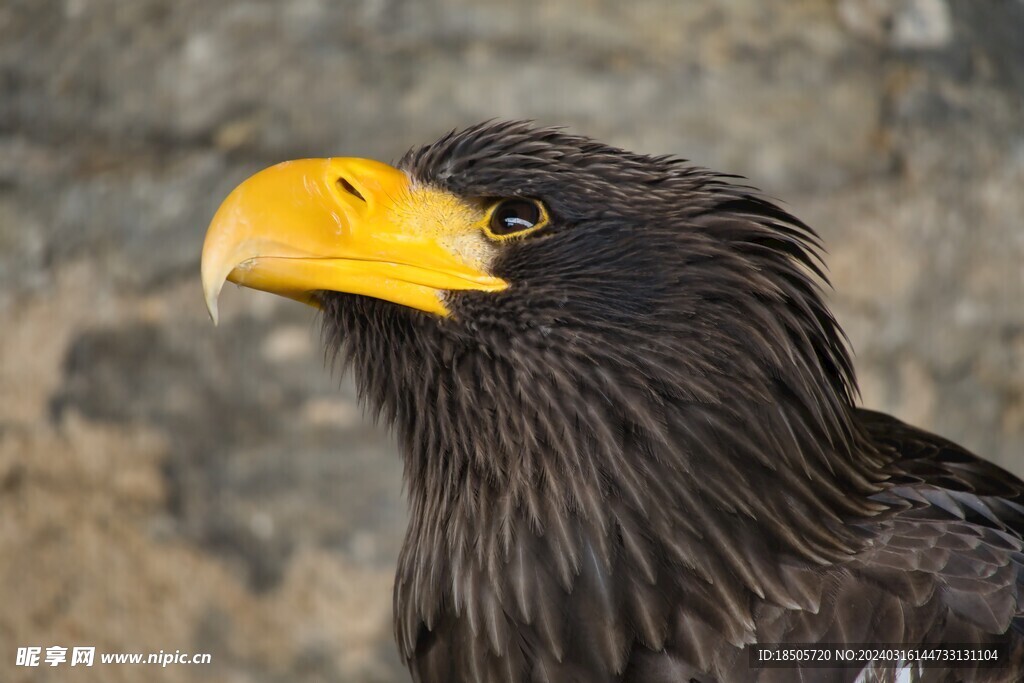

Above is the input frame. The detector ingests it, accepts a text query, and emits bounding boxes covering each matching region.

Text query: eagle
[200,121,1023,682]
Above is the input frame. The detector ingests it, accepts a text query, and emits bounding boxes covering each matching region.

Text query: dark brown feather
[316,121,1024,681]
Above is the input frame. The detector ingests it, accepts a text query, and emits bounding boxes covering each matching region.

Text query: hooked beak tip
[202,265,225,326]
[204,287,221,326]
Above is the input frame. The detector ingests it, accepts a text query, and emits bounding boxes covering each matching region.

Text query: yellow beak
[201,157,507,323]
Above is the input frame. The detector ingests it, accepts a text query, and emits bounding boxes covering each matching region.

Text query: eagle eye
[485,198,548,239]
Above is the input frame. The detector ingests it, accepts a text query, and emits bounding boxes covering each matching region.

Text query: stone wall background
[0,1,1021,681]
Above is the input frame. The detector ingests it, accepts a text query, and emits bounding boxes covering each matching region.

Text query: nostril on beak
[336,177,365,202]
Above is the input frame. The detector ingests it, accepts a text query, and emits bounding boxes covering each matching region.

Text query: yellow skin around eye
[387,187,549,269]
[478,198,550,242]
[387,183,501,275]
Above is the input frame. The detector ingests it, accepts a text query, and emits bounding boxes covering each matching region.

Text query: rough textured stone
[0,1,1021,681]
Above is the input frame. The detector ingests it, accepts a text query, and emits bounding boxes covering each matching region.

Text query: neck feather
[319,289,886,658]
